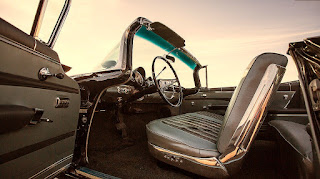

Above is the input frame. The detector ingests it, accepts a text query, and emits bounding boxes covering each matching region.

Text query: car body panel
[0,19,80,178]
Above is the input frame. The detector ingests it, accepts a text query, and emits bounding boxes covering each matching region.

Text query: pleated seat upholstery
[147,111,223,157]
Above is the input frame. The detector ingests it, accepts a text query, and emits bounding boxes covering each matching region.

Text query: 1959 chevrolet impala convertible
[0,0,319,178]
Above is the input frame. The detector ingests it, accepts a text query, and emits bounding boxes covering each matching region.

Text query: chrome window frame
[30,0,71,48]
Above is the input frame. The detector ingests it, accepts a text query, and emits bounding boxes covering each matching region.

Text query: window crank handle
[38,67,64,81]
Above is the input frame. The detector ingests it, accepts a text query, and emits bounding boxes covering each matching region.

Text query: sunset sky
[1,0,320,87]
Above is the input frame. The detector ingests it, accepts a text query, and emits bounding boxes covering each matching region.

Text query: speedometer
[132,67,146,87]
[134,71,144,86]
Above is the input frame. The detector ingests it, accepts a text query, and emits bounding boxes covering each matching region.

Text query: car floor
[86,111,286,179]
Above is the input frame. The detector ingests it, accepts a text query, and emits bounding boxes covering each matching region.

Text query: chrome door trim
[0,35,59,64]
[29,154,73,179]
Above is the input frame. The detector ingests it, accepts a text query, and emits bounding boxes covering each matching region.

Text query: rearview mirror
[165,55,175,63]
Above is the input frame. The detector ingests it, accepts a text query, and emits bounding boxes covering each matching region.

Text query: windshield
[90,24,200,74]
[92,42,120,72]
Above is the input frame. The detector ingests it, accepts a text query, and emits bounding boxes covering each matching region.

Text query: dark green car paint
[0,31,80,178]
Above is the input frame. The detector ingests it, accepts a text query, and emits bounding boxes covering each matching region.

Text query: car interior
[83,52,314,178]
[0,3,319,178]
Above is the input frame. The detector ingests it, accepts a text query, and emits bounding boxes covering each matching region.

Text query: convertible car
[0,0,319,178]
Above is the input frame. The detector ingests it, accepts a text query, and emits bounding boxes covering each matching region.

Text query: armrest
[268,108,307,114]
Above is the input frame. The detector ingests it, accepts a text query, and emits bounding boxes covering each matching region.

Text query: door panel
[0,33,80,178]
[181,87,296,116]
[181,90,232,115]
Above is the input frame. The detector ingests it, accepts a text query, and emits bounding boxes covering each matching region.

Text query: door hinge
[309,79,320,111]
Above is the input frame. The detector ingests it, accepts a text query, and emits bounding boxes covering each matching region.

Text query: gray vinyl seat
[147,111,223,158]
[269,120,314,178]
[146,53,288,178]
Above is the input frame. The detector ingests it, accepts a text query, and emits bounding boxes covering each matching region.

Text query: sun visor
[150,22,185,48]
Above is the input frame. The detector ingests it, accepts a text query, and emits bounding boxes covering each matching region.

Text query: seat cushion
[146,111,223,158]
[269,120,313,160]
[269,120,314,178]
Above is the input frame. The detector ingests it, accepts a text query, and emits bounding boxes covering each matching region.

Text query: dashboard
[101,67,157,104]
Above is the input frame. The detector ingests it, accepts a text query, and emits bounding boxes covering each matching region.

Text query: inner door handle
[29,108,53,125]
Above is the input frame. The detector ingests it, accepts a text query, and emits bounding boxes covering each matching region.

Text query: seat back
[217,53,288,154]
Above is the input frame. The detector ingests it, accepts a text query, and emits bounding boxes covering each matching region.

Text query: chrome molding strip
[284,91,295,109]
[0,72,79,94]
[44,163,71,179]
[233,64,285,151]
[219,64,285,164]
[0,35,59,64]
[150,143,223,168]
[29,154,73,179]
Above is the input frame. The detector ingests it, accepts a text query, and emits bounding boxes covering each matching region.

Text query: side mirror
[102,60,117,69]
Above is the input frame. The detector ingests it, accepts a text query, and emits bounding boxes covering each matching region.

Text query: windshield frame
[74,17,203,88]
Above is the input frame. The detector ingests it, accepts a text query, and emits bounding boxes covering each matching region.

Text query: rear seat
[269,120,314,178]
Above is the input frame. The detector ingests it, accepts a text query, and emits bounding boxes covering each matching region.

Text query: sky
[1,0,320,87]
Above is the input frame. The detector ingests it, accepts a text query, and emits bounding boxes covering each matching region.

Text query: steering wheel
[152,56,183,107]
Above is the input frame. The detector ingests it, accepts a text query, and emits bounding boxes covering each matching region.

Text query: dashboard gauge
[132,67,146,87]
[134,71,144,86]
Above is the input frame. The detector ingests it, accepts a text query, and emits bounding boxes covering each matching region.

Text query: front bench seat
[146,53,288,178]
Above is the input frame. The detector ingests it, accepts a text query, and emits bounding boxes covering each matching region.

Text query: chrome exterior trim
[44,163,71,179]
[29,154,73,179]
[47,0,72,48]
[30,0,49,38]
[115,17,151,72]
[30,0,71,48]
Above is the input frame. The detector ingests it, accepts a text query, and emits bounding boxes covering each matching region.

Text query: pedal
[115,122,126,130]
